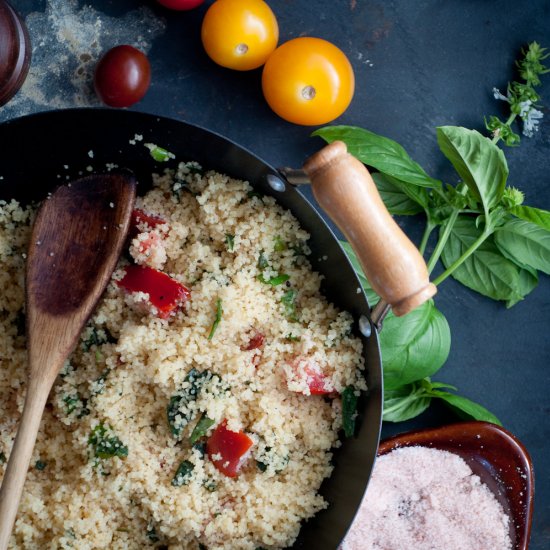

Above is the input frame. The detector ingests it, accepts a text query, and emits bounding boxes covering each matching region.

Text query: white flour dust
[0,0,166,120]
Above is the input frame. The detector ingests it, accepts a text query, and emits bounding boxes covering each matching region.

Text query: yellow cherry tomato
[262,37,355,125]
[201,0,279,71]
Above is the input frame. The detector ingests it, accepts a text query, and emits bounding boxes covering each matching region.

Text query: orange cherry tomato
[201,0,279,71]
[262,37,355,126]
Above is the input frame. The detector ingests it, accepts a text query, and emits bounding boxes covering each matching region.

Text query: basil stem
[432,227,494,286]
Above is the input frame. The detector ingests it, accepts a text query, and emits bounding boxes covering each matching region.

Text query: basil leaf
[208,299,223,340]
[509,205,550,231]
[257,273,290,286]
[167,369,210,436]
[441,216,534,303]
[145,143,175,162]
[506,267,538,308]
[189,414,215,444]
[172,460,194,487]
[342,386,359,437]
[225,234,235,251]
[372,173,426,216]
[257,251,269,269]
[380,300,451,390]
[429,390,502,426]
[273,236,286,252]
[495,218,550,275]
[281,289,299,321]
[312,125,441,188]
[339,241,378,304]
[436,127,508,215]
[88,424,128,459]
[383,382,432,422]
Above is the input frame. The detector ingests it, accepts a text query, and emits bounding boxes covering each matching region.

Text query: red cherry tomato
[156,0,205,9]
[94,45,151,108]
[207,420,253,477]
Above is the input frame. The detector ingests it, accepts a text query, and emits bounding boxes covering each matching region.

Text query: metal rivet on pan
[266,174,286,192]
[358,315,372,338]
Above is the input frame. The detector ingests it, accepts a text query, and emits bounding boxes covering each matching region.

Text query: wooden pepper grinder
[0,0,31,106]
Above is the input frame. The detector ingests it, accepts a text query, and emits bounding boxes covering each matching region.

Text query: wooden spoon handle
[303,140,436,316]
[0,383,50,549]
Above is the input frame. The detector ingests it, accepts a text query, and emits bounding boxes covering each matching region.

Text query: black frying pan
[0,108,383,549]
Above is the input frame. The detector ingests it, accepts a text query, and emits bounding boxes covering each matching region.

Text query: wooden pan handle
[303,141,436,317]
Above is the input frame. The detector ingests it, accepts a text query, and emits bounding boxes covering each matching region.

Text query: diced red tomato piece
[242,331,265,351]
[286,357,335,396]
[132,208,166,230]
[129,208,167,239]
[305,366,334,395]
[206,420,253,478]
[117,265,190,318]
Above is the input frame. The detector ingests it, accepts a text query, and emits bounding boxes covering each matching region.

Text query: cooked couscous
[0,161,365,549]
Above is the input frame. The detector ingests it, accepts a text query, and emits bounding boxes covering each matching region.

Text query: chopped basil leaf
[257,273,290,286]
[82,327,110,352]
[172,460,194,487]
[172,175,199,199]
[257,251,269,269]
[35,460,46,471]
[0,452,5,464]
[225,234,235,251]
[88,423,128,459]
[63,393,80,414]
[208,299,223,340]
[145,143,175,162]
[167,369,211,437]
[189,414,215,444]
[342,386,359,438]
[91,369,111,396]
[63,393,90,418]
[281,289,299,321]
[192,441,207,458]
[273,236,286,252]
[286,334,300,342]
[256,460,267,472]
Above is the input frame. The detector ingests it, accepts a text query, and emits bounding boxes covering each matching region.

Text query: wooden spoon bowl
[378,421,534,550]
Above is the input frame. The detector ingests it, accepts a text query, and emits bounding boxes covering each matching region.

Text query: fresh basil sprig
[321,43,549,425]
[383,378,502,425]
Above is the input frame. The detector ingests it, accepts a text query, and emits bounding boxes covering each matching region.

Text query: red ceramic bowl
[378,421,535,550]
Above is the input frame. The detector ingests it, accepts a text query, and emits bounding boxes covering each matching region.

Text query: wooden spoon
[0,173,136,549]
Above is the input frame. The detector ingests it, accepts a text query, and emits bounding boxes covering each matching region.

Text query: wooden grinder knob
[303,141,436,317]
[0,1,31,106]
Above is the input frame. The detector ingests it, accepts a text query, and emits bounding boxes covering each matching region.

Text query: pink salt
[341,446,512,550]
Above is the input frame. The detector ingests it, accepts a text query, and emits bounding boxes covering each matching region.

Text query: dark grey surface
[2,1,550,548]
